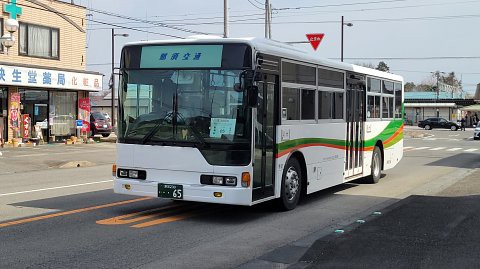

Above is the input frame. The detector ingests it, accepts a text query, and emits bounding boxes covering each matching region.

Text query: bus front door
[252,74,277,201]
[345,74,365,178]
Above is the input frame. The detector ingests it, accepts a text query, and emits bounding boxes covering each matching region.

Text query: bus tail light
[241,172,250,188]
[112,164,117,177]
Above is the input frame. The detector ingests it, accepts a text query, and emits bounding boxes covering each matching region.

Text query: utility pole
[268,3,272,38]
[434,71,440,117]
[223,0,229,38]
[111,28,115,129]
[265,0,270,38]
[341,16,344,62]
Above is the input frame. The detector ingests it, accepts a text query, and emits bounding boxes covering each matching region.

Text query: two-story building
[0,0,102,145]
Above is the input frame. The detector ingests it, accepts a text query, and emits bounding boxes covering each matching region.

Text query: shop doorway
[20,90,49,142]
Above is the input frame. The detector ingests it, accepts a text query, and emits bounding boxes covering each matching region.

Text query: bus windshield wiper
[187,124,209,148]
[140,118,168,144]
[175,113,209,148]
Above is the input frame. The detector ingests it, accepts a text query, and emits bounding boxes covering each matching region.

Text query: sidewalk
[0,140,116,175]
[237,169,480,269]
[300,169,480,268]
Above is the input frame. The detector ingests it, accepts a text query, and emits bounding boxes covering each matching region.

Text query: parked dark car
[90,112,112,137]
[418,117,460,131]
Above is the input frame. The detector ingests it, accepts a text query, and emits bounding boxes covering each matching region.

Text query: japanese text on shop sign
[0,65,102,91]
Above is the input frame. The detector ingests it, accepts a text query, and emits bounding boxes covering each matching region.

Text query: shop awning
[459,104,480,111]
[404,103,456,108]
[0,64,103,92]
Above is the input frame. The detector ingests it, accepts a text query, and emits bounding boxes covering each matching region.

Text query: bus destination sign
[140,45,224,68]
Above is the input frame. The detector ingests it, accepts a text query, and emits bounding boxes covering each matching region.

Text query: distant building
[0,0,102,143]
[404,91,476,125]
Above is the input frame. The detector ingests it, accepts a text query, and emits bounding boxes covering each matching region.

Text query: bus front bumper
[114,178,253,206]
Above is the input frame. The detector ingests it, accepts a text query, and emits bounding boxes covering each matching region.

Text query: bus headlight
[117,168,146,179]
[129,170,139,179]
[201,175,237,186]
[212,176,224,185]
[118,169,128,177]
[225,177,237,186]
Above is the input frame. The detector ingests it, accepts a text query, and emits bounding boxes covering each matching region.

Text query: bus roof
[124,37,404,83]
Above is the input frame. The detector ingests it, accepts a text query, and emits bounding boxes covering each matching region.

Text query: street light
[341,16,353,62]
[111,29,129,131]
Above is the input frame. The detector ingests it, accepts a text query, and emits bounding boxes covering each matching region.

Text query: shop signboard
[22,114,30,139]
[78,98,90,132]
[0,65,102,92]
[9,92,20,131]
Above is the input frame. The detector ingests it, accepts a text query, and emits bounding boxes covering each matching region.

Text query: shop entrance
[20,90,49,142]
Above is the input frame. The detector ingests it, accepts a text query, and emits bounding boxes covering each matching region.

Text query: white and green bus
[114,37,404,210]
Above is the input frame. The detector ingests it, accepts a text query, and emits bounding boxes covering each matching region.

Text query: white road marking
[0,180,113,197]
[464,149,478,152]
[10,153,48,158]
[404,146,414,150]
[414,147,430,150]
[447,148,462,151]
[429,147,446,151]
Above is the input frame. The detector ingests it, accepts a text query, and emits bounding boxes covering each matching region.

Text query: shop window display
[50,91,77,141]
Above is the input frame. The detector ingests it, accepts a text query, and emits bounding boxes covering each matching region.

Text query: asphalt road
[0,128,478,269]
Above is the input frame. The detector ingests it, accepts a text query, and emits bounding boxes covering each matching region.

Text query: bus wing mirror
[247,86,258,107]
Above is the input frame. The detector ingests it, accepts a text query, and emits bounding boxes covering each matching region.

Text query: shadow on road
[426,153,480,169]
[299,194,480,268]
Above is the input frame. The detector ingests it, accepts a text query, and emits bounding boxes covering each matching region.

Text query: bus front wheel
[365,146,382,184]
[278,158,302,211]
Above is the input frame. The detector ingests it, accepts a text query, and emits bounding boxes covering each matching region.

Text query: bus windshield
[118,69,252,165]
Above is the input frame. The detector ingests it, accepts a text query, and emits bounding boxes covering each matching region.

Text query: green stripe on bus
[364,120,403,148]
[277,120,404,154]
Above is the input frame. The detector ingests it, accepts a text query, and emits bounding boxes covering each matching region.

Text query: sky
[74,0,480,94]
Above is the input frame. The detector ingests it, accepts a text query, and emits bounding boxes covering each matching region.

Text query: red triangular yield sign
[306,33,325,50]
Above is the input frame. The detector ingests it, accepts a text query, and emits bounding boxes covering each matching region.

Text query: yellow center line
[96,203,184,225]
[131,206,222,228]
[131,210,203,228]
[0,197,152,228]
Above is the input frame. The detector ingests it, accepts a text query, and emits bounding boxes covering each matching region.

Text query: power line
[87,7,213,35]
[335,56,480,60]
[0,0,184,38]
[273,0,409,11]
[246,0,265,10]
[87,16,267,30]
[169,12,480,26]
[87,12,266,27]
[273,0,479,17]
[392,69,480,75]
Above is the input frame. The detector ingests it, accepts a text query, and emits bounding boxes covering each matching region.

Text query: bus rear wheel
[365,146,382,184]
[278,158,302,211]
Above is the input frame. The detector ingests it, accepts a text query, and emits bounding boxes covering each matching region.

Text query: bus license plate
[158,183,183,200]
